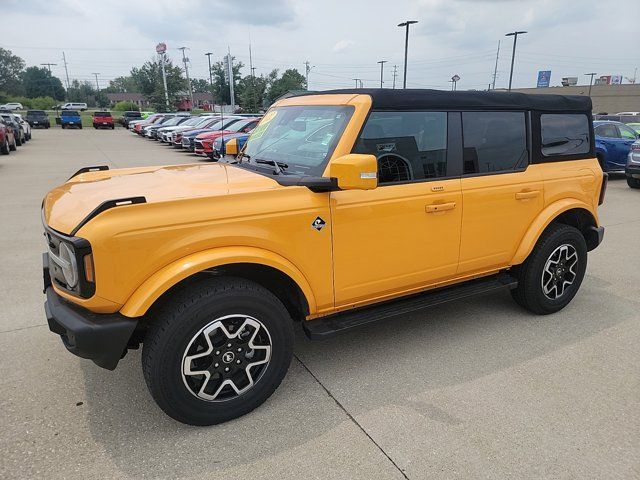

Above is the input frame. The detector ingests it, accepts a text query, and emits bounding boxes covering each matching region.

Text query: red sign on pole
[156,43,167,54]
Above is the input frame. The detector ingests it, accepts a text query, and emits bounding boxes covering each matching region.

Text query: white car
[0,102,24,111]
[615,112,640,116]
[61,102,88,111]
[13,114,32,141]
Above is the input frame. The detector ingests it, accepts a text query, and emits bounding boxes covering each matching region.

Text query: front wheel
[1,138,9,154]
[511,224,587,315]
[142,277,294,425]
[627,177,640,189]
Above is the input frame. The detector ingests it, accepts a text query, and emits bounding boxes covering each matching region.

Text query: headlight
[58,242,79,288]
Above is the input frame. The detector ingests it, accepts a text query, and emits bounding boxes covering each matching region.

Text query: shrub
[113,101,140,111]
[29,96,57,110]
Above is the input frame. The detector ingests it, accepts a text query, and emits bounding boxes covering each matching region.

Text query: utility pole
[377,60,387,88]
[352,78,363,88]
[41,63,57,100]
[585,72,597,96]
[92,73,100,91]
[205,52,215,110]
[41,62,56,73]
[62,52,71,91]
[156,43,170,110]
[226,47,235,112]
[491,40,500,90]
[304,60,314,90]
[392,65,398,89]
[505,30,527,91]
[178,47,194,110]
[398,20,418,89]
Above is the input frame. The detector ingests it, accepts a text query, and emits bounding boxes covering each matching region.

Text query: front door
[330,110,462,308]
[457,111,544,274]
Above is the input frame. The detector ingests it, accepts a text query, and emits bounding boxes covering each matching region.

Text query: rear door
[458,111,544,274]
[596,123,627,168]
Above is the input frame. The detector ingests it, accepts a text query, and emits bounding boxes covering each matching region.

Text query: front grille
[194,140,204,150]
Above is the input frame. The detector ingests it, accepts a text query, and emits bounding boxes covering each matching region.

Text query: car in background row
[194,117,260,157]
[144,114,190,138]
[157,115,215,143]
[627,123,640,134]
[594,120,639,171]
[210,132,251,160]
[26,110,51,128]
[0,113,25,145]
[141,111,154,119]
[62,102,88,111]
[627,141,640,189]
[0,102,24,111]
[0,118,18,154]
[121,111,142,128]
[179,118,244,151]
[93,111,114,129]
[60,110,82,129]
[14,114,32,141]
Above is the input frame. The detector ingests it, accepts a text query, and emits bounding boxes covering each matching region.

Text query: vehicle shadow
[79,275,636,478]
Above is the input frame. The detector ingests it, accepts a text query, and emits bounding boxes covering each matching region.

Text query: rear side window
[462,112,527,174]
[595,124,619,138]
[352,111,448,184]
[541,114,590,156]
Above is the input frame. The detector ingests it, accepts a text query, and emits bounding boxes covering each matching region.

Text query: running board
[303,273,517,340]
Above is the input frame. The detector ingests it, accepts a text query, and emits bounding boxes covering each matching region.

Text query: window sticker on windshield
[248,110,277,142]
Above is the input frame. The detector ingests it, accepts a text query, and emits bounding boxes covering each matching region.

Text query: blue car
[594,120,639,171]
[211,132,250,160]
[61,110,82,129]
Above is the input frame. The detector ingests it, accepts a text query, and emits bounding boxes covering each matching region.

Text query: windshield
[242,105,353,176]
[161,116,187,127]
[192,116,215,127]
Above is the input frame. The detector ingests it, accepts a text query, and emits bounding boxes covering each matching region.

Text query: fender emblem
[311,216,326,231]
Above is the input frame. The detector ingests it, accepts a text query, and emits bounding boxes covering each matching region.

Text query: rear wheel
[1,138,9,155]
[9,136,16,151]
[627,177,640,189]
[511,224,587,315]
[15,135,22,146]
[142,277,294,425]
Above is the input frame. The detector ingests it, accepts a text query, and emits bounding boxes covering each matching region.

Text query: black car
[121,111,142,128]
[26,110,51,128]
[0,113,24,146]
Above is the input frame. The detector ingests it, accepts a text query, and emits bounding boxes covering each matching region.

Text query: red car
[0,118,17,154]
[194,118,261,157]
[133,114,165,134]
[93,111,114,129]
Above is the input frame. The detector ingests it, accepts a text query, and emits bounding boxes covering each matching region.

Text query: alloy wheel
[541,244,578,300]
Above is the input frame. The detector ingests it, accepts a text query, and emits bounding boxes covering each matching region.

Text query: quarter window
[462,112,527,174]
[352,111,448,184]
[541,114,590,156]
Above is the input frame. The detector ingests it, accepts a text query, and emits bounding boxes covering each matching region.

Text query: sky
[3,0,639,92]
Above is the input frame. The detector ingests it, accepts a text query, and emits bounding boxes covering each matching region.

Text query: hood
[183,128,215,138]
[43,163,280,235]
[197,130,231,140]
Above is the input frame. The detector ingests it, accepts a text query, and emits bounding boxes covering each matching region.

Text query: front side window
[352,111,448,184]
[462,111,527,174]
[618,124,638,140]
[243,105,353,176]
[541,114,590,156]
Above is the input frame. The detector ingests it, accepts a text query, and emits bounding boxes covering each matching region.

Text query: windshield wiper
[255,159,288,175]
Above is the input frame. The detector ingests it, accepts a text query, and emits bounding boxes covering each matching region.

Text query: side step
[303,272,517,340]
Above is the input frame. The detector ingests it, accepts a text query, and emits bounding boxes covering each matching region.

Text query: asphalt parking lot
[1,128,639,480]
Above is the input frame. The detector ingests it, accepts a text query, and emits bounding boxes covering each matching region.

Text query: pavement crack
[0,323,47,335]
[294,353,409,480]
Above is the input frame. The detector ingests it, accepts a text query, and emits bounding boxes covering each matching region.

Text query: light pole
[205,52,215,109]
[450,74,460,91]
[377,60,387,88]
[585,72,597,96]
[505,30,526,91]
[398,20,418,89]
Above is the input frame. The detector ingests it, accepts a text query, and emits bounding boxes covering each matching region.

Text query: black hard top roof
[316,88,592,112]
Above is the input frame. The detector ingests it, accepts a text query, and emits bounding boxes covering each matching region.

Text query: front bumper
[587,225,605,251]
[43,254,137,370]
[626,163,640,178]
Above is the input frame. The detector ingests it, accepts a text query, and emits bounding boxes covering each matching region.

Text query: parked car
[627,123,640,134]
[141,111,155,119]
[615,111,640,116]
[0,113,24,145]
[194,117,260,157]
[42,89,606,425]
[157,115,218,143]
[93,111,114,129]
[0,118,17,153]
[26,110,51,128]
[135,114,173,135]
[62,102,88,111]
[121,111,142,128]
[14,114,32,141]
[60,110,82,129]
[0,102,24,111]
[179,117,243,150]
[626,140,640,188]
[210,132,251,160]
[144,114,189,139]
[594,120,640,171]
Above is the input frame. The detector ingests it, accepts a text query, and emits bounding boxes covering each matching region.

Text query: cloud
[333,40,355,53]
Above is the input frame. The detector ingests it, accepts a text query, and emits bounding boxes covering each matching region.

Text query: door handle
[515,190,540,200]
[425,202,456,213]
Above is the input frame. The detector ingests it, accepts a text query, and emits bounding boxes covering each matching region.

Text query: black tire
[142,277,294,426]
[511,223,587,315]
[79,125,83,129]
[61,125,66,129]
[1,138,9,155]
[627,177,640,189]
[15,135,22,146]
[9,137,16,151]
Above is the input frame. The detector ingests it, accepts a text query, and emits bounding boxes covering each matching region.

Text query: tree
[210,58,244,105]
[266,69,306,104]
[237,71,276,111]
[104,76,139,93]
[190,78,211,94]
[67,79,97,105]
[22,66,65,100]
[0,48,26,95]
[130,57,185,111]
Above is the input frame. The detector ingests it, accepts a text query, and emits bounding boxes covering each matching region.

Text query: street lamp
[205,52,215,109]
[398,20,418,89]
[505,30,527,91]
[377,60,387,88]
[450,74,460,91]
[585,72,597,96]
